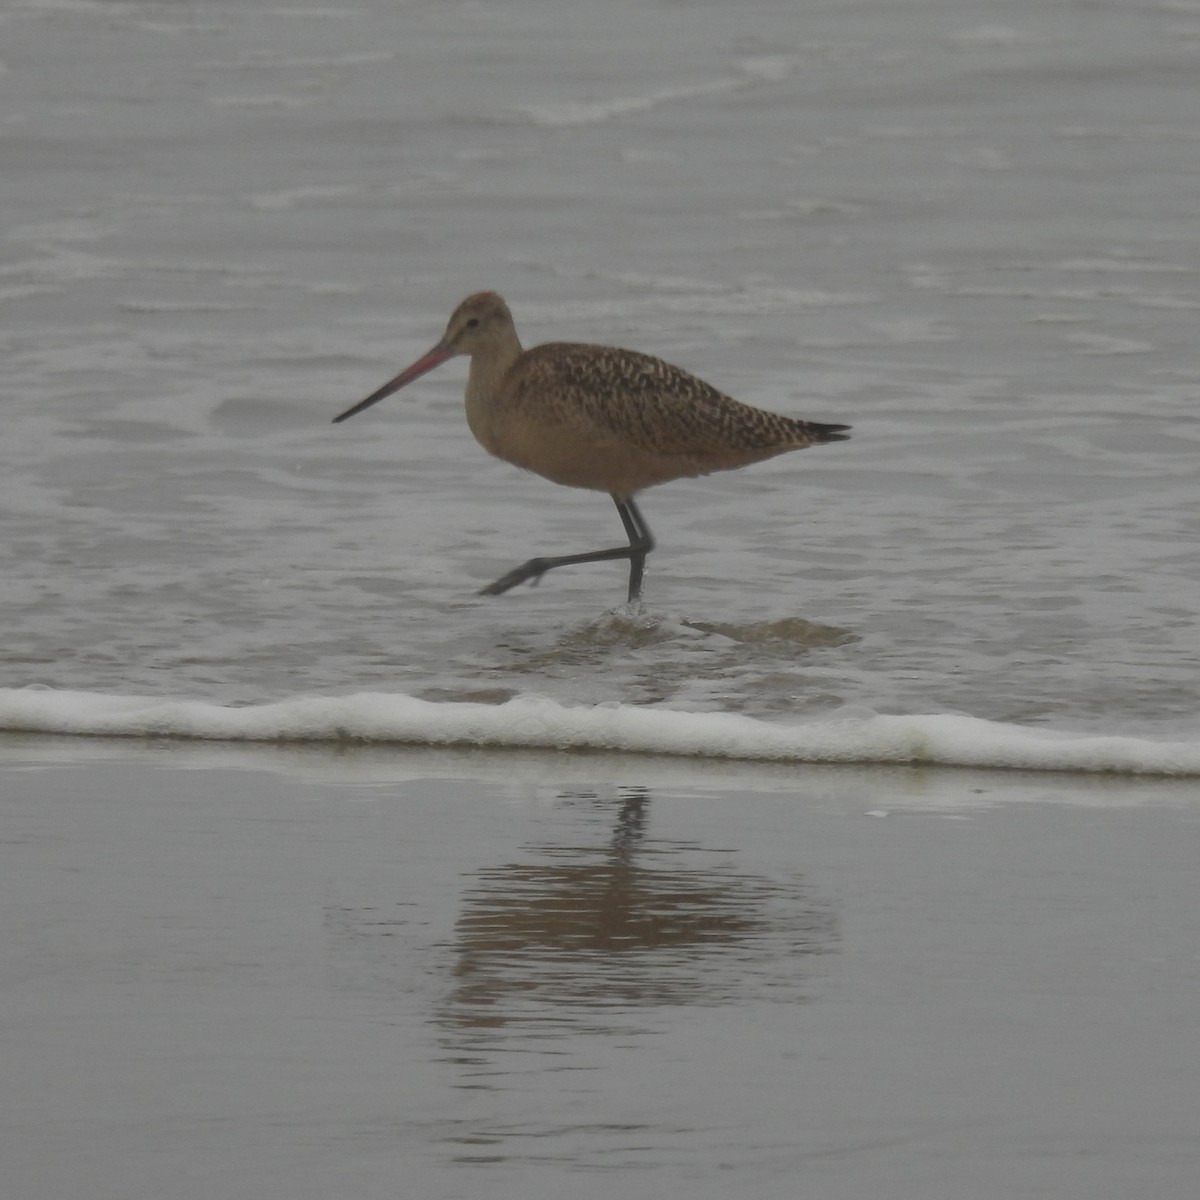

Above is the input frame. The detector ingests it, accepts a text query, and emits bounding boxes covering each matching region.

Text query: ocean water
[4,0,1199,766]
[5,7,1200,1197]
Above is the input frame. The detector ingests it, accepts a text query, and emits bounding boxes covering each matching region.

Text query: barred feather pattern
[502,343,848,465]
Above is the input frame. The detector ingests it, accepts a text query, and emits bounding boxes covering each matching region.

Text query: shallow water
[4,0,1198,735]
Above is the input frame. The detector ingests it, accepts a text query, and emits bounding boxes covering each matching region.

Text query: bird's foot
[478,558,549,597]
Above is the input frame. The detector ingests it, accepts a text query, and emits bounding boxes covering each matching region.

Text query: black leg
[614,497,653,602]
[479,494,655,601]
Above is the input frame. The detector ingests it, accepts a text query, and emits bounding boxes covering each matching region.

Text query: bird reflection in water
[436,786,837,1039]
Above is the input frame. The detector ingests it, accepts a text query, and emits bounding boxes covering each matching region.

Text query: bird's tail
[803,420,852,445]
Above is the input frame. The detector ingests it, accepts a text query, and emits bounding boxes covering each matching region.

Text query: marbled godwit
[333,292,850,602]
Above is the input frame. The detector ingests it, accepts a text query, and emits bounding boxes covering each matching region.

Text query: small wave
[519,80,741,128]
[683,616,854,648]
[496,610,854,675]
[942,26,1043,48]
[517,56,797,128]
[203,50,394,71]
[247,184,362,212]
[1,689,1197,776]
[206,94,310,109]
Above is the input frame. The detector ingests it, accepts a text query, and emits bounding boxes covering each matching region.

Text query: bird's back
[494,341,847,484]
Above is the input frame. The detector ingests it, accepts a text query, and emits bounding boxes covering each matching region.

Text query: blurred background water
[3,0,1198,732]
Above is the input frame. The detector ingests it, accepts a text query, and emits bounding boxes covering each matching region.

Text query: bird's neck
[463,333,523,452]
[464,333,523,408]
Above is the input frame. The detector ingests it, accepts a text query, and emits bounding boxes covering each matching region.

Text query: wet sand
[3,742,1198,1199]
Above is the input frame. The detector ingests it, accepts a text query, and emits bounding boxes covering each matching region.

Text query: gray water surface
[4,0,1197,729]
[4,749,1199,1200]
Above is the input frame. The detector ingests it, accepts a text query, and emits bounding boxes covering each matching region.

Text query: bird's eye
[465,317,480,329]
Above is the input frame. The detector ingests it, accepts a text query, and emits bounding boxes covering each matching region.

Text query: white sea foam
[1,690,1196,776]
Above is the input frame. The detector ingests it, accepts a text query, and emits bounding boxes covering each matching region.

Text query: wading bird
[333,292,849,602]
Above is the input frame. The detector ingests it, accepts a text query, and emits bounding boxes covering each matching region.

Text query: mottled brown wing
[507,342,841,460]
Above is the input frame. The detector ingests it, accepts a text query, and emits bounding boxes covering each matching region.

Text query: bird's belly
[478,419,691,498]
